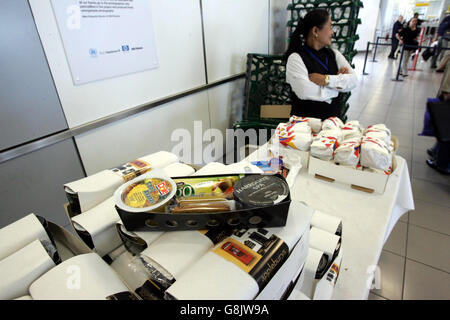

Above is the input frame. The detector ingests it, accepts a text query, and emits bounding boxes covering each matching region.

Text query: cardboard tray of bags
[308,136,399,194]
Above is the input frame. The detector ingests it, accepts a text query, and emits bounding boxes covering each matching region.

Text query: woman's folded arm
[327,49,358,92]
[286,53,338,103]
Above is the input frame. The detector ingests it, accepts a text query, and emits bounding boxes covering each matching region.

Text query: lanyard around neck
[304,46,329,72]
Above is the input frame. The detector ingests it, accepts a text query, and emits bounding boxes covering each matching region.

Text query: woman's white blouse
[286,49,358,104]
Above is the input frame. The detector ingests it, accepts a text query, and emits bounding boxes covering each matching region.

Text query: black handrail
[362,41,393,75]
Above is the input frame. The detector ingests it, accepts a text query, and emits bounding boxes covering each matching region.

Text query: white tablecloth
[246,147,414,300]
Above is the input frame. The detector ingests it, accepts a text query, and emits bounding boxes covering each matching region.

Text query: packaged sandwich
[334,138,361,167]
[310,137,338,161]
[360,137,392,171]
[341,123,362,141]
[322,117,344,131]
[287,122,312,135]
[364,124,391,145]
[289,116,322,133]
[279,133,312,151]
[314,129,343,144]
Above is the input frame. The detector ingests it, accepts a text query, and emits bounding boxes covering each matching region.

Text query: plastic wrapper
[170,199,236,213]
[310,137,338,161]
[173,176,241,199]
[267,145,303,189]
[360,137,393,171]
[289,116,322,133]
[334,138,362,167]
[128,255,175,292]
[40,239,61,264]
[322,117,344,131]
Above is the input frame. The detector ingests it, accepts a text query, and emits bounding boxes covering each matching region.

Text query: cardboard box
[308,136,399,194]
[64,202,311,300]
[287,245,344,300]
[1,219,139,300]
[308,156,398,194]
[256,226,310,300]
[260,105,292,119]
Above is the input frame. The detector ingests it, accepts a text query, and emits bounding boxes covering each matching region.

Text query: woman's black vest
[290,46,343,120]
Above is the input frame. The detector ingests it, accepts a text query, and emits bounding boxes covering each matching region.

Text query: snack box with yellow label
[114,171,292,232]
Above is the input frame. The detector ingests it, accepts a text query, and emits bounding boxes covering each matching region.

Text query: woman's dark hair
[285,9,330,59]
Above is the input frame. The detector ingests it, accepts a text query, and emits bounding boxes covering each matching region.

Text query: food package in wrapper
[364,124,391,146]
[360,137,393,171]
[322,117,344,131]
[344,120,362,131]
[313,129,343,144]
[310,137,338,161]
[287,122,312,135]
[334,138,361,167]
[275,121,312,151]
[341,123,362,141]
[279,133,312,151]
[289,116,322,133]
[275,123,290,137]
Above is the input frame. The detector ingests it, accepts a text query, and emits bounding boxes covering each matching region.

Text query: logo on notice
[122,45,130,52]
[89,48,97,57]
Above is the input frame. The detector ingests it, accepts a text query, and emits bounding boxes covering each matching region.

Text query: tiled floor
[350,48,450,300]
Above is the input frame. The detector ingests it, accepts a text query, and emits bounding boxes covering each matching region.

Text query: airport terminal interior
[0,0,448,301]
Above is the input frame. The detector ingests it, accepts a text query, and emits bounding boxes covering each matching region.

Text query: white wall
[75,92,211,174]
[29,0,207,128]
[30,0,272,173]
[355,0,382,51]
[270,0,290,54]
[203,0,269,82]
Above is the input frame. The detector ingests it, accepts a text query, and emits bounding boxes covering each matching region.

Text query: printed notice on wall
[51,0,159,85]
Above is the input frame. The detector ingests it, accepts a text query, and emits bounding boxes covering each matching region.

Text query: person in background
[435,51,450,72]
[388,15,403,59]
[398,17,420,77]
[426,66,450,175]
[409,12,425,27]
[285,9,358,120]
[431,8,450,70]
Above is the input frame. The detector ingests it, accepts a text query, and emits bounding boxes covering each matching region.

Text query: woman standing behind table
[285,9,358,121]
